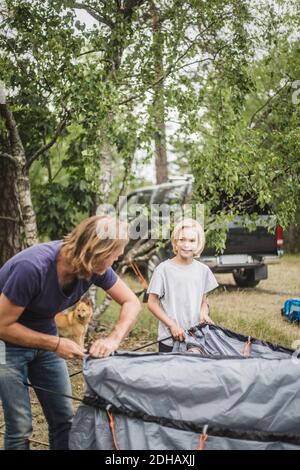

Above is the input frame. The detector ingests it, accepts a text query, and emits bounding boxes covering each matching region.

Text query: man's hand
[89,337,120,358]
[169,322,185,342]
[55,337,86,359]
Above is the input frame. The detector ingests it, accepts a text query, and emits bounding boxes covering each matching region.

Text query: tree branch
[0,152,18,165]
[113,152,136,207]
[249,79,291,129]
[122,0,146,17]
[78,49,99,57]
[72,2,115,28]
[118,40,227,106]
[172,46,228,75]
[26,110,72,169]
[0,103,22,152]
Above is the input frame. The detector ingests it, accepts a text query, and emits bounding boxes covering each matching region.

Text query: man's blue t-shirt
[0,240,118,337]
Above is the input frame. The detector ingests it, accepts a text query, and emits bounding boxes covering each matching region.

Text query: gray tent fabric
[69,324,300,450]
[173,324,294,358]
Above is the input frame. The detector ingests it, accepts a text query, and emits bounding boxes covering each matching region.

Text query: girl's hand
[169,322,185,341]
[200,312,214,324]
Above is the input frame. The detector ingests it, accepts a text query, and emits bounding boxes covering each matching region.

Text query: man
[0,215,141,449]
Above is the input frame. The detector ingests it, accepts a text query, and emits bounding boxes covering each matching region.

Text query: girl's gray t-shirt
[147,258,218,346]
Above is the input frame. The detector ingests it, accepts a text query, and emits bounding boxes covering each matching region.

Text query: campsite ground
[1,254,299,449]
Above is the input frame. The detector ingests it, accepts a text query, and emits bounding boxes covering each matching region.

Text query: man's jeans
[0,343,74,450]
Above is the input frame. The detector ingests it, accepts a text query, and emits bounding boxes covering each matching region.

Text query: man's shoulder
[0,241,62,275]
[9,240,60,258]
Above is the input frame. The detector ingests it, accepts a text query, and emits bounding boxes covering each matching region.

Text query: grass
[210,255,300,347]
[98,276,158,342]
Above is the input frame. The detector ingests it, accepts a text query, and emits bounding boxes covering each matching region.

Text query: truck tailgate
[204,217,278,256]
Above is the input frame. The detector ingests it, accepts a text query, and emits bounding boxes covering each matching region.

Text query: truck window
[152,184,188,205]
[122,190,153,220]
[135,190,153,206]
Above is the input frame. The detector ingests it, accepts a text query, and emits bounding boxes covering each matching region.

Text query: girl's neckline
[168,258,195,269]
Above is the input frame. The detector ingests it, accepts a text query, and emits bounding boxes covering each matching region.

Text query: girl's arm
[147,293,185,341]
[200,294,214,324]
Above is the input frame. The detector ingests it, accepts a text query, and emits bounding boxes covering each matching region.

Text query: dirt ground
[0,255,299,450]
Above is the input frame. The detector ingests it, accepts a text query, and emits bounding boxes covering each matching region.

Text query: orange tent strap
[106,409,120,450]
[129,260,149,290]
[197,433,208,450]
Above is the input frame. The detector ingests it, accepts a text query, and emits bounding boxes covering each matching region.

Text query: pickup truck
[120,177,283,287]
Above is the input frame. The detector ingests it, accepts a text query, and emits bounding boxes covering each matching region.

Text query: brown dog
[55,299,93,348]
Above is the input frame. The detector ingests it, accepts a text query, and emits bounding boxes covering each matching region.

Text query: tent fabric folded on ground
[69,324,300,450]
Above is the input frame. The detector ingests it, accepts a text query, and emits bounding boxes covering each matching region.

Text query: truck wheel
[233,269,260,288]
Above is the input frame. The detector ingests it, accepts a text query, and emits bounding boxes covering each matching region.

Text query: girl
[147,218,218,352]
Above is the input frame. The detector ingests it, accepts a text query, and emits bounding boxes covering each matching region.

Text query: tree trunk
[152,6,168,184]
[98,137,114,207]
[0,156,23,265]
[0,102,38,264]
[286,220,300,253]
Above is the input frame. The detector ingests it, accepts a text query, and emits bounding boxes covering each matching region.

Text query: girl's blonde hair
[171,218,205,257]
[62,215,128,278]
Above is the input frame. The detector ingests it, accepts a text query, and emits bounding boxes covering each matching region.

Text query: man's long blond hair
[62,215,128,278]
